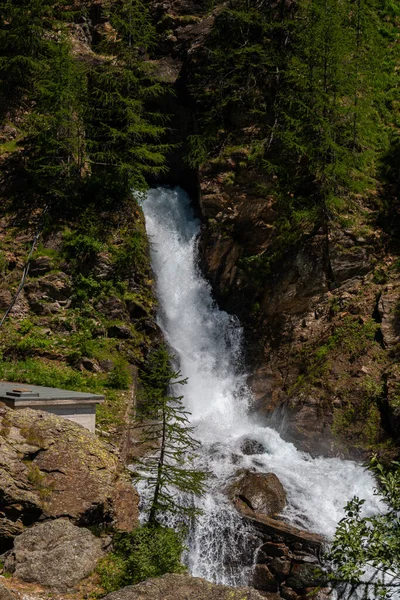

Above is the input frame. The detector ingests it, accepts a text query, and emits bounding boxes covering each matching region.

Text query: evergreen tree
[24,34,87,202]
[0,0,86,203]
[135,346,207,526]
[277,0,358,213]
[0,0,69,118]
[86,0,169,201]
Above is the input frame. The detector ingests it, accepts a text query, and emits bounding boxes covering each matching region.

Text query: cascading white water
[141,186,383,585]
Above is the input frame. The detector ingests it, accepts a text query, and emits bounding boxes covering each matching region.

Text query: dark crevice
[376,373,394,438]
[238,494,254,512]
[323,224,337,291]
[38,467,66,475]
[372,292,386,349]
[22,449,42,461]
[372,292,383,323]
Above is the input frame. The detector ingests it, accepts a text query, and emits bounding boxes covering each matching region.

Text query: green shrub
[73,274,103,302]
[62,233,104,263]
[16,331,52,355]
[112,231,149,279]
[373,267,388,284]
[97,525,186,594]
[106,361,131,390]
[19,319,35,335]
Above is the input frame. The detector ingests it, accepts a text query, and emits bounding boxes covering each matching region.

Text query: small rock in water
[240,438,267,455]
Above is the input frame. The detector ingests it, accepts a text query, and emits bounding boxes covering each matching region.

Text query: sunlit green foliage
[329,458,400,599]
[97,524,186,594]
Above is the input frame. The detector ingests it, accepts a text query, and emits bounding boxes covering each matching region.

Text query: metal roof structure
[0,381,104,407]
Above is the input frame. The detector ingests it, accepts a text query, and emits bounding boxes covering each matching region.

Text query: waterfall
[141,186,382,585]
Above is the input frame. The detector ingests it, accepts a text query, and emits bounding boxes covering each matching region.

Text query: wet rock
[228,470,286,517]
[246,513,324,552]
[258,542,289,560]
[253,564,278,592]
[0,406,138,551]
[5,519,104,591]
[240,438,267,455]
[250,513,325,596]
[108,324,134,339]
[280,586,300,600]
[286,562,326,591]
[268,557,291,580]
[102,573,266,600]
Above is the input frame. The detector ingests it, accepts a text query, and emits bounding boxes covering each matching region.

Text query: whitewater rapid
[141,186,382,585]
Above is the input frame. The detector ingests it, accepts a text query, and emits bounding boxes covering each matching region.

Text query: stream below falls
[140,186,382,586]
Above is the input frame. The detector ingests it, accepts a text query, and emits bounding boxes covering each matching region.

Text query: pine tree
[275,0,388,214]
[0,0,87,202]
[0,0,69,118]
[86,0,169,201]
[24,34,87,201]
[135,346,207,526]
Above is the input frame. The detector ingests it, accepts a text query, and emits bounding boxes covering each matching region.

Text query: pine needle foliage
[0,0,87,202]
[86,0,170,201]
[0,0,171,208]
[135,345,207,526]
[0,0,67,113]
[24,35,87,201]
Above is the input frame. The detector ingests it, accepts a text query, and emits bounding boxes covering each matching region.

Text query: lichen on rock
[0,405,138,552]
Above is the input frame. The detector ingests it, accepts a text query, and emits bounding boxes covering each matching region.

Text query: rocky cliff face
[197,163,400,459]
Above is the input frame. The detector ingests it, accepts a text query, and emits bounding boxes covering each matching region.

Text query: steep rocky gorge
[0,0,399,598]
[145,0,400,460]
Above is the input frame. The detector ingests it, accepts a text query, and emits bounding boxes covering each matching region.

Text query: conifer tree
[24,35,87,201]
[86,0,169,201]
[135,346,207,526]
[0,0,69,118]
[0,0,86,202]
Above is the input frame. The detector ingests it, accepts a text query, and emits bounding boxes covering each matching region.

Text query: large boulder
[102,574,269,600]
[0,404,138,552]
[5,519,104,592]
[228,470,287,517]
